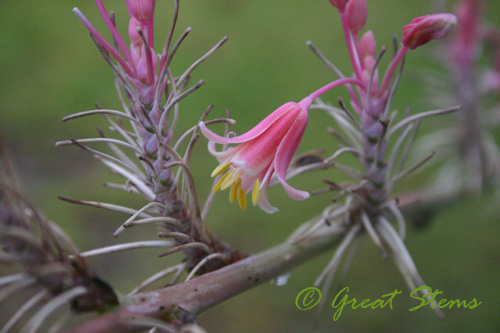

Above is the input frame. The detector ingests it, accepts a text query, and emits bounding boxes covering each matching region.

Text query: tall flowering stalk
[283,0,459,315]
[3,0,244,330]
[67,0,245,276]
[419,0,500,194]
[193,0,459,319]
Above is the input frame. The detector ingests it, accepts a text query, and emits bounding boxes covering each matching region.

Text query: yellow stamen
[218,170,235,190]
[221,170,240,190]
[229,178,240,203]
[213,171,231,194]
[211,160,231,178]
[252,179,262,206]
[237,187,247,210]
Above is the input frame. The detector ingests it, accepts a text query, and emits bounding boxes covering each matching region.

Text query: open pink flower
[199,97,313,213]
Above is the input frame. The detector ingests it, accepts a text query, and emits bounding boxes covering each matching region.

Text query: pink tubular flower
[402,14,457,50]
[199,97,313,213]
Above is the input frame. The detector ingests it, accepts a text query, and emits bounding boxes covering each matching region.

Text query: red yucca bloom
[200,97,313,213]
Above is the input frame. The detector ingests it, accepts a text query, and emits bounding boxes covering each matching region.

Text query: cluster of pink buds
[74,0,193,197]
[200,0,457,213]
[334,0,457,119]
[74,0,159,105]
[127,0,157,87]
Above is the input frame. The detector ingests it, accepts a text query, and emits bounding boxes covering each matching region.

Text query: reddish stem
[341,13,363,80]
[309,78,364,100]
[379,45,408,95]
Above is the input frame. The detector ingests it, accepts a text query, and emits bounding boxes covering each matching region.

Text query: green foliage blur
[1,0,499,332]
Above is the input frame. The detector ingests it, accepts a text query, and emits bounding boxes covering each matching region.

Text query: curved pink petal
[232,107,302,174]
[257,185,279,214]
[198,102,297,144]
[207,141,238,163]
[274,110,310,200]
[260,163,275,191]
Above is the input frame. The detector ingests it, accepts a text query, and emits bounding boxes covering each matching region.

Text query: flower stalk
[69,0,245,277]
[64,215,347,333]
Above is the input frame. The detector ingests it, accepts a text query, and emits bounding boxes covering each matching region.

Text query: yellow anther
[218,170,235,190]
[252,179,262,206]
[211,160,231,178]
[237,187,247,210]
[229,178,240,203]
[213,171,231,194]
[221,170,240,190]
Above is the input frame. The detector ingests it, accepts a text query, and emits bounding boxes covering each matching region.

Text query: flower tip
[402,13,457,50]
[126,0,155,23]
[198,121,216,142]
[359,30,376,58]
[72,7,84,18]
[267,207,279,214]
[328,0,350,13]
[345,0,368,35]
[282,185,310,201]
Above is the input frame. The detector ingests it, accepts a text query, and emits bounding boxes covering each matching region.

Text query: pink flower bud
[328,0,350,13]
[128,18,143,47]
[132,45,158,84]
[126,0,155,23]
[402,14,457,50]
[363,56,376,73]
[359,30,376,59]
[345,0,367,35]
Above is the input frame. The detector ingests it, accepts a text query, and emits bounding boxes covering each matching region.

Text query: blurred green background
[1,0,499,332]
